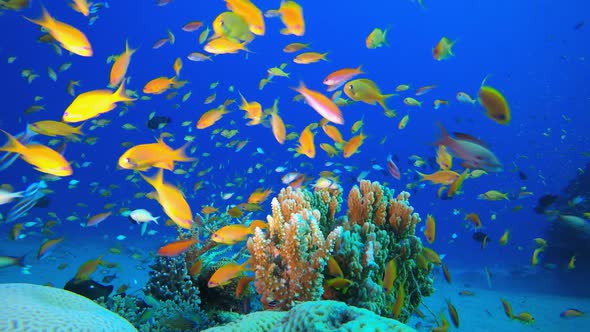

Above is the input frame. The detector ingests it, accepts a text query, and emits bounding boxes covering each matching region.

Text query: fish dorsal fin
[453,132,489,147]
[358,78,379,91]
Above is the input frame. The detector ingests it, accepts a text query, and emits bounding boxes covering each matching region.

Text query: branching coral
[247,187,342,310]
[246,181,432,322]
[331,180,432,323]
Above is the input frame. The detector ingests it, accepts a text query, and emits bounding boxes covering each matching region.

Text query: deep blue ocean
[0,0,589,330]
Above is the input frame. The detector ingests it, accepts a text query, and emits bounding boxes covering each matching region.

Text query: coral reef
[247,186,342,310]
[248,181,433,322]
[246,181,433,322]
[202,311,286,332]
[0,283,136,332]
[101,294,210,332]
[202,300,416,332]
[144,254,200,305]
[332,180,433,322]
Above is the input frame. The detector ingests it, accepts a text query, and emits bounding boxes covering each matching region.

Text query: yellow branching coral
[247,188,342,310]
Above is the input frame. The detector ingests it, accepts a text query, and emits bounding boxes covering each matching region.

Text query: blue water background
[0,0,589,293]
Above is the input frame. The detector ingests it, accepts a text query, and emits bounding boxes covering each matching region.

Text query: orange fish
[235,276,254,297]
[63,81,136,123]
[86,212,112,227]
[189,259,203,277]
[197,106,229,129]
[382,258,397,295]
[478,86,510,125]
[143,76,183,95]
[464,213,482,229]
[501,298,513,319]
[433,36,456,61]
[270,111,286,144]
[323,66,364,92]
[416,170,460,185]
[204,36,249,54]
[238,92,263,125]
[424,214,436,244]
[24,6,92,57]
[283,42,309,53]
[74,256,103,280]
[321,120,344,144]
[343,132,366,158]
[278,0,305,36]
[0,130,72,177]
[37,237,65,260]
[110,41,136,87]
[141,169,193,229]
[442,263,452,284]
[226,0,265,36]
[208,260,250,288]
[446,299,460,328]
[296,124,316,158]
[293,51,328,64]
[422,247,441,265]
[293,82,343,124]
[118,136,194,171]
[211,220,267,245]
[392,284,405,319]
[70,0,91,16]
[560,308,584,318]
[247,188,273,204]
[157,238,197,257]
[447,168,469,197]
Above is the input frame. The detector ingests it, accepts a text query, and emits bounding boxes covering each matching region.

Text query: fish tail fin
[152,216,160,224]
[16,254,26,267]
[0,130,26,154]
[415,170,426,181]
[321,52,329,61]
[125,39,136,56]
[172,142,196,163]
[378,94,396,113]
[141,169,164,189]
[74,123,85,136]
[171,77,188,89]
[433,122,451,146]
[23,6,54,28]
[113,80,136,103]
[383,29,390,47]
[248,219,268,231]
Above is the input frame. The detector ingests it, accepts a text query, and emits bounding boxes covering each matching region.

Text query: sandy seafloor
[1,229,588,332]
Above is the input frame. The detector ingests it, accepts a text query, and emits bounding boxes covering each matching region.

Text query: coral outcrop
[0,283,136,332]
[202,300,416,332]
[247,181,433,322]
[247,186,342,310]
[332,180,433,322]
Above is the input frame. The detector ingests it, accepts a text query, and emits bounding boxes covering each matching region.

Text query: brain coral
[273,300,416,332]
[0,283,137,332]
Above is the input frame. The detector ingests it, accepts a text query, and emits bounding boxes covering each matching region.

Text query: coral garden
[96,180,433,331]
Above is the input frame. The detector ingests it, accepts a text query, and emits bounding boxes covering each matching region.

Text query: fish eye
[347,85,353,91]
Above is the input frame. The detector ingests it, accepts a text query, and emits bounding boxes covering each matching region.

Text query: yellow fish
[140,169,193,229]
[0,130,72,177]
[24,6,92,57]
[366,27,388,49]
[63,81,135,123]
[118,137,194,171]
[343,79,395,113]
